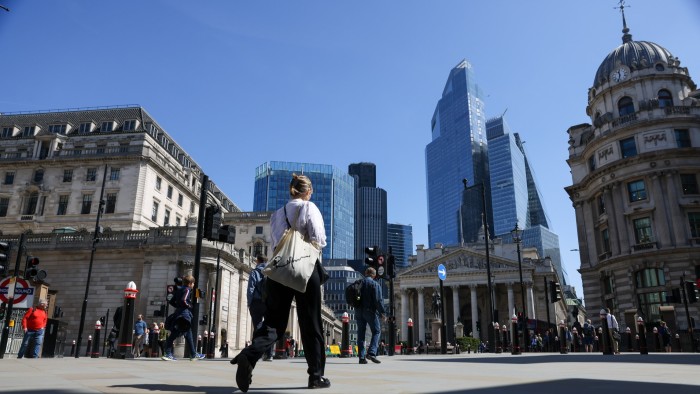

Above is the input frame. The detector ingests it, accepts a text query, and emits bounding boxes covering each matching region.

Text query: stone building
[565,15,700,332]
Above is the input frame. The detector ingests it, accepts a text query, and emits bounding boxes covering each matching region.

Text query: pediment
[398,247,518,278]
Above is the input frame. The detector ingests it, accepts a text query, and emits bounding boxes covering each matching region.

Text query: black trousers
[239,261,326,381]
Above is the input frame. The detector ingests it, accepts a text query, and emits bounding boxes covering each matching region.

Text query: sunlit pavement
[1,352,699,393]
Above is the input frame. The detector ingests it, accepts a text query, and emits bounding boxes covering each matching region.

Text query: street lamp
[511,223,528,352]
[462,178,494,351]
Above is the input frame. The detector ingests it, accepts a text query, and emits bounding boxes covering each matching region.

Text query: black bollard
[85,335,92,357]
[202,331,209,357]
[600,310,612,355]
[626,329,633,352]
[653,327,660,352]
[559,322,568,354]
[70,340,76,357]
[91,320,102,358]
[340,312,351,357]
[407,318,414,354]
[208,332,215,359]
[501,327,509,353]
[494,323,502,353]
[511,316,520,355]
[197,335,202,354]
[637,318,648,355]
[115,282,138,359]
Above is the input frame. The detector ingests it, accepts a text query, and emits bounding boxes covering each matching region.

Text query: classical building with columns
[565,14,700,332]
[395,238,567,345]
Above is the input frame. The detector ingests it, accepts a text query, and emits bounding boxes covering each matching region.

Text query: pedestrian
[660,321,672,352]
[148,322,160,357]
[583,319,595,352]
[161,275,205,361]
[232,174,330,392]
[132,314,147,358]
[17,299,48,358]
[600,308,620,354]
[158,322,168,356]
[247,254,274,361]
[357,266,386,365]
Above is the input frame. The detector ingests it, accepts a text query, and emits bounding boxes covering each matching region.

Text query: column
[401,289,409,342]
[664,172,685,245]
[451,286,460,326]
[602,187,619,255]
[650,173,672,247]
[470,285,478,339]
[507,283,514,319]
[611,182,631,253]
[417,288,425,344]
[236,268,246,349]
[527,283,535,319]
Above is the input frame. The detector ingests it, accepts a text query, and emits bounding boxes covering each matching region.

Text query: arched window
[635,268,667,322]
[657,89,673,108]
[253,242,263,258]
[618,97,635,116]
[23,192,39,215]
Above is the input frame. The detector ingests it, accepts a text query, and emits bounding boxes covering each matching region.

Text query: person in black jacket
[357,267,385,364]
[161,275,204,361]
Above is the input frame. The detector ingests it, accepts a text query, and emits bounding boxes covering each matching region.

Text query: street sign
[166,285,175,301]
[437,264,447,281]
[0,277,35,307]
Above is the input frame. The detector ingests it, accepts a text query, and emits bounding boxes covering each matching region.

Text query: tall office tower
[253,161,355,260]
[387,223,413,268]
[427,59,490,247]
[349,162,387,259]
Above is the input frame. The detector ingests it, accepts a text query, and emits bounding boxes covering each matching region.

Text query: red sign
[0,277,33,305]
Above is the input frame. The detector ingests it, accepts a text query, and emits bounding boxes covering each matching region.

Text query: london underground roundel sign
[0,277,34,305]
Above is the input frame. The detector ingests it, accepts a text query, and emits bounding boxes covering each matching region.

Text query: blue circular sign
[437,264,447,281]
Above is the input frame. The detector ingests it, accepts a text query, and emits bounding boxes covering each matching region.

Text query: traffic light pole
[680,274,697,352]
[191,173,209,350]
[0,233,26,359]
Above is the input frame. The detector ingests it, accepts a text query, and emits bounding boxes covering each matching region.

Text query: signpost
[0,277,35,307]
[437,264,447,354]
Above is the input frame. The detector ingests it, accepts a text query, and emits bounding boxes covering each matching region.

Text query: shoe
[308,377,331,389]
[263,357,273,362]
[366,354,381,364]
[235,355,253,393]
[161,354,176,361]
[359,358,368,364]
[190,353,205,361]
[230,355,238,365]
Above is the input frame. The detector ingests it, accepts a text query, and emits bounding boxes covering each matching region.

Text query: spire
[615,0,633,43]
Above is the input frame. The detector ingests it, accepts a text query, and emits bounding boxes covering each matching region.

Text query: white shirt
[270,199,326,251]
[606,313,619,330]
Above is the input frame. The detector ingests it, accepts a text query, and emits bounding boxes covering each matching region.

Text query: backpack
[583,323,594,337]
[248,266,266,304]
[345,279,364,308]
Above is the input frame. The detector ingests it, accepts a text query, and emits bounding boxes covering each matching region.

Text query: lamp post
[511,223,528,352]
[462,178,494,351]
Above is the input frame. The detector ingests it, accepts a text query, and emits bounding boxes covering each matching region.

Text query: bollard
[599,309,612,355]
[197,335,202,354]
[652,327,660,352]
[511,314,520,355]
[70,340,76,357]
[115,281,138,359]
[501,324,509,353]
[637,317,648,355]
[202,331,208,357]
[86,335,92,357]
[494,323,502,354]
[91,320,102,358]
[558,321,568,354]
[571,328,578,352]
[340,312,351,357]
[207,331,215,359]
[625,327,632,352]
[675,334,681,352]
[407,318,414,354]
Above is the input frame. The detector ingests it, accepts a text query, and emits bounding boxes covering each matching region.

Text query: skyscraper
[253,161,355,260]
[387,223,413,269]
[426,59,489,247]
[348,162,387,259]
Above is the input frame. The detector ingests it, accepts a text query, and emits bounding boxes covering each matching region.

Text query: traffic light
[203,205,221,240]
[217,224,236,244]
[686,281,699,303]
[199,313,208,326]
[0,241,10,277]
[25,256,40,280]
[364,246,385,277]
[549,281,561,303]
[666,288,682,304]
[386,254,396,279]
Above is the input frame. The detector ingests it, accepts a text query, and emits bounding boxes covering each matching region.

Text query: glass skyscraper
[348,162,387,259]
[387,223,413,269]
[426,59,489,247]
[253,161,355,260]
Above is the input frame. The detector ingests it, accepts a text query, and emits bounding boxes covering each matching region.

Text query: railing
[664,106,691,115]
[611,113,638,127]
[58,145,141,158]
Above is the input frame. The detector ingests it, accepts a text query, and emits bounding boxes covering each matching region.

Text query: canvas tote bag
[263,203,321,293]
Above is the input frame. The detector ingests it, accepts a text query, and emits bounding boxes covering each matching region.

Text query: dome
[593,27,675,89]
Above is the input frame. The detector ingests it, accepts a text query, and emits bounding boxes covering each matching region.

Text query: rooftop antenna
[614,0,633,43]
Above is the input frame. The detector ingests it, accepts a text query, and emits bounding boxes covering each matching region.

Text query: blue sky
[1,1,699,304]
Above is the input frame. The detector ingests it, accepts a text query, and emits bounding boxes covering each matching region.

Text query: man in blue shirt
[357,267,385,364]
[132,314,148,358]
[247,255,274,361]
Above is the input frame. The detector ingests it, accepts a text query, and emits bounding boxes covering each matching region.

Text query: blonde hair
[290,173,312,198]
[182,275,195,286]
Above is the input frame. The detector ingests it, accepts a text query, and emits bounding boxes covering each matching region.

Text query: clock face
[611,67,628,82]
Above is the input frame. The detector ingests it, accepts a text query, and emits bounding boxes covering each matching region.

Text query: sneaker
[366,354,381,364]
[308,376,331,389]
[161,354,176,361]
[190,353,206,361]
[236,355,253,393]
[359,358,368,364]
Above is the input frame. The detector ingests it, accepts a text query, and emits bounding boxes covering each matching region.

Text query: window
[0,197,8,217]
[81,194,93,214]
[4,171,14,185]
[603,274,614,295]
[164,209,171,226]
[681,174,699,195]
[175,216,181,226]
[588,155,596,171]
[177,193,183,207]
[78,122,93,134]
[48,124,67,134]
[33,169,44,183]
[256,226,263,235]
[109,167,120,181]
[618,96,635,116]
[675,129,691,148]
[597,195,606,216]
[190,201,195,214]
[123,120,136,131]
[23,192,38,215]
[22,126,36,137]
[155,176,162,191]
[619,137,637,158]
[657,89,673,108]
[689,212,700,238]
[101,121,114,132]
[1,127,15,138]
[601,228,610,253]
[105,193,117,214]
[57,195,69,215]
[633,217,653,244]
[63,169,73,183]
[253,242,263,257]
[167,185,173,199]
[86,168,97,182]
[151,201,159,222]
[627,180,647,202]
[637,292,666,322]
[636,268,665,288]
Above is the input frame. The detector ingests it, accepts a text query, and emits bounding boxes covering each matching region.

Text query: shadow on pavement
[407,353,700,365]
[434,379,699,394]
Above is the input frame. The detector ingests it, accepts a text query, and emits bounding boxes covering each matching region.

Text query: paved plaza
[1,352,699,394]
